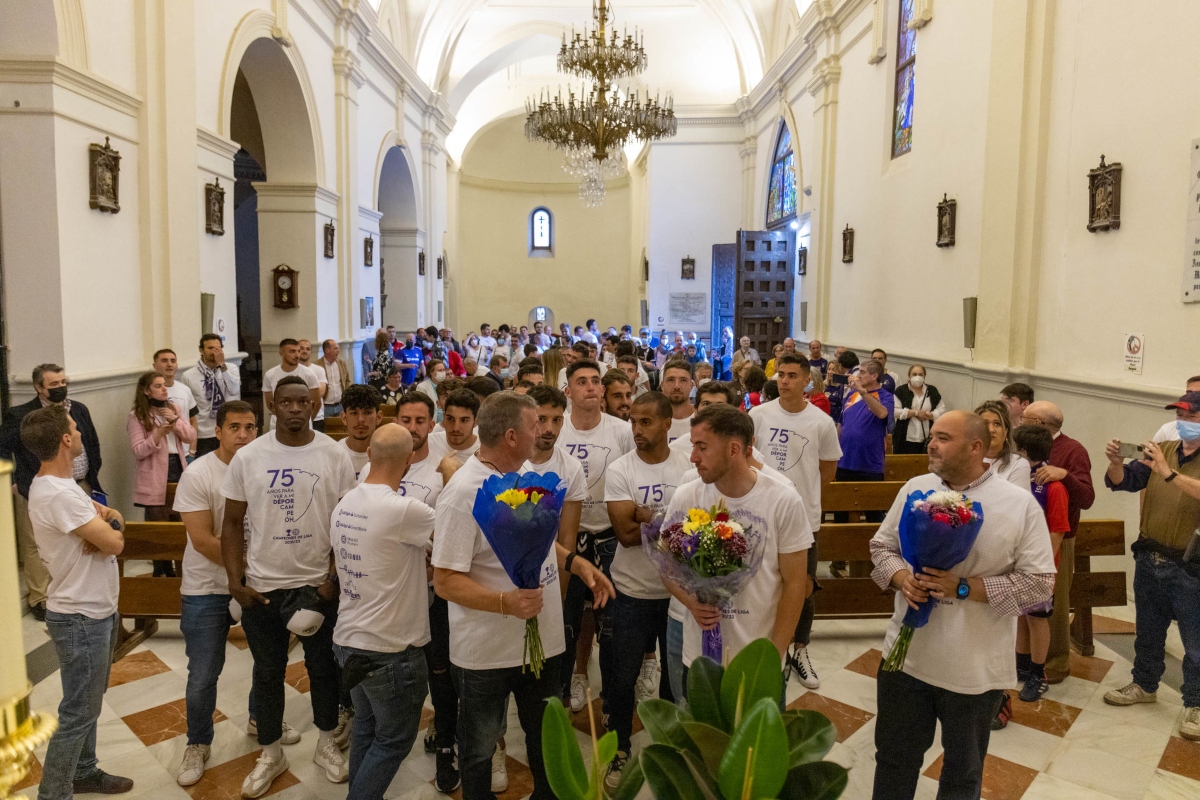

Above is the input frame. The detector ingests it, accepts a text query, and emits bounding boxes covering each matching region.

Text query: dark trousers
[424,593,459,749]
[561,534,617,702]
[195,437,220,456]
[873,664,1004,800]
[1131,550,1200,706]
[793,538,819,645]
[608,591,672,752]
[241,589,341,744]
[453,658,562,800]
[313,419,326,432]
[834,467,886,523]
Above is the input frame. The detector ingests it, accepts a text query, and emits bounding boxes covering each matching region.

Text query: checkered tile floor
[16,614,1199,799]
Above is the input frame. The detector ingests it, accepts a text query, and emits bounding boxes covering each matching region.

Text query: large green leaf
[681,721,731,777]
[778,761,849,800]
[542,697,590,800]
[687,658,728,732]
[717,698,789,800]
[641,744,718,800]
[720,639,784,728]
[610,753,645,800]
[638,698,697,754]
[586,731,618,799]
[782,710,837,767]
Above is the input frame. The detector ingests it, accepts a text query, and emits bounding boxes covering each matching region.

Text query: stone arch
[370,132,423,223]
[377,143,422,329]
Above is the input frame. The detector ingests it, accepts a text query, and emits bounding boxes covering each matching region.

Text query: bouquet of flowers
[472,471,567,678]
[882,489,984,672]
[642,500,765,663]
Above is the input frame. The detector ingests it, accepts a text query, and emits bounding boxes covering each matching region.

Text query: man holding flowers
[869,411,1056,800]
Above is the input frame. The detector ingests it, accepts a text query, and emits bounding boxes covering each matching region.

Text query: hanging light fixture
[526,0,676,205]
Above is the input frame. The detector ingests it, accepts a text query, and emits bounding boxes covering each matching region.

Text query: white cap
[228,597,243,623]
[287,608,325,637]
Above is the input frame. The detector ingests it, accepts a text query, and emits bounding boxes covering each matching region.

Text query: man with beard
[869,411,1055,800]
[296,340,329,432]
[659,360,695,444]
[602,370,634,421]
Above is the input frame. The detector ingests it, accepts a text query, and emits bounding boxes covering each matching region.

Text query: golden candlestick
[0,462,56,797]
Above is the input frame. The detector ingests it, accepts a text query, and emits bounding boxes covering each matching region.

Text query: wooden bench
[114,521,188,660]
[883,454,930,482]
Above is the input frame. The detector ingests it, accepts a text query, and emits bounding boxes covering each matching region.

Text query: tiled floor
[15,613,1199,799]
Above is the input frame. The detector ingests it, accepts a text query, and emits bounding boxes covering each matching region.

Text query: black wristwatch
[564,552,578,576]
[956,578,970,600]
[1165,470,1179,483]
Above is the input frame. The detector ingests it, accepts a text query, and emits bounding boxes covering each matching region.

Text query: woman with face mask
[893,365,946,454]
[416,359,445,404]
[127,370,197,576]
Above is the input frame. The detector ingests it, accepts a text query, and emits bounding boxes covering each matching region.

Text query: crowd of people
[1,320,1198,800]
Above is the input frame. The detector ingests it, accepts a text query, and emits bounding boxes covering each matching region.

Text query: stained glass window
[766,122,797,227]
[531,208,551,249]
[892,0,916,158]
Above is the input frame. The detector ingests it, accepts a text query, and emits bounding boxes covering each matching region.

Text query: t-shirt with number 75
[222,432,357,593]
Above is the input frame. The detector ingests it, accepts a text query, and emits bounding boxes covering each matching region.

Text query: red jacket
[1049,432,1095,537]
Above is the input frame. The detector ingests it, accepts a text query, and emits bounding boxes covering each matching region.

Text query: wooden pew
[1069,518,1128,655]
[324,418,346,435]
[114,521,188,660]
[883,454,929,482]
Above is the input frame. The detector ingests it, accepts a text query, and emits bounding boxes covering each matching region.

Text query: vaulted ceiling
[368,0,809,160]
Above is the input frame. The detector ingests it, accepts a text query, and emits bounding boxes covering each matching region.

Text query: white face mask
[909,375,925,388]
[431,372,445,384]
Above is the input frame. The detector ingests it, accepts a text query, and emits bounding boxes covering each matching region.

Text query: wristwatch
[956,578,970,600]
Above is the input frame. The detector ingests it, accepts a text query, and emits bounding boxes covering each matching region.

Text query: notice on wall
[669,293,708,326]
[1183,139,1200,303]
[1123,333,1145,375]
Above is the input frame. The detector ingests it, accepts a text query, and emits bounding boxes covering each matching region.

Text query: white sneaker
[314,738,349,783]
[570,673,588,713]
[1180,706,1200,741]
[240,750,288,798]
[1103,682,1157,706]
[787,644,820,690]
[635,658,658,703]
[246,718,302,745]
[176,744,210,786]
[491,742,509,793]
[604,751,629,790]
[331,707,353,750]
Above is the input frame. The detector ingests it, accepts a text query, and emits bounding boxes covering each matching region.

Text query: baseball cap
[1164,391,1200,413]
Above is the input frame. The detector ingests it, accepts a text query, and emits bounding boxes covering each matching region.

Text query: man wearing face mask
[0,364,105,621]
[1101,391,1200,741]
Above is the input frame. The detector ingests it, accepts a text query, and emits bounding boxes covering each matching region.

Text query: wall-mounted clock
[273,264,298,309]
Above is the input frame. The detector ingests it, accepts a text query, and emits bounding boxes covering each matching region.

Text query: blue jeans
[453,658,562,800]
[608,592,672,752]
[666,617,685,704]
[324,403,343,418]
[1131,551,1200,707]
[39,612,118,800]
[333,644,428,800]
[180,594,256,745]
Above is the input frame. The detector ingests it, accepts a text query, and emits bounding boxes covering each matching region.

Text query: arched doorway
[377,146,421,332]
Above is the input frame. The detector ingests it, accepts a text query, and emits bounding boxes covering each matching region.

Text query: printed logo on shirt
[565,442,613,489]
[398,480,432,504]
[762,428,811,472]
[267,468,320,541]
[636,483,677,511]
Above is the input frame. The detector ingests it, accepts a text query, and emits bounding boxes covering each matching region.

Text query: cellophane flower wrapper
[882,489,984,672]
[472,471,567,677]
[641,507,766,663]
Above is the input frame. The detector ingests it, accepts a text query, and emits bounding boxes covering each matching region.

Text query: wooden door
[735,229,795,358]
[710,243,736,355]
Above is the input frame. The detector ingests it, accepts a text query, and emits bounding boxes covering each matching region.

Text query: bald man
[330,424,436,799]
[870,411,1056,800]
[1019,400,1094,683]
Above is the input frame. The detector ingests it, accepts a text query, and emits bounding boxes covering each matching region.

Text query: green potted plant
[543,638,849,800]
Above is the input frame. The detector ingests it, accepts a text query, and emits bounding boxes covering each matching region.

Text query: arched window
[529,206,553,257]
[766,122,797,228]
[892,0,916,158]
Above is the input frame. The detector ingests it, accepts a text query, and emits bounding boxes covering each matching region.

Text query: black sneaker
[424,719,437,754]
[73,770,134,794]
[436,747,461,794]
[29,602,46,622]
[990,693,1012,730]
[1018,675,1049,703]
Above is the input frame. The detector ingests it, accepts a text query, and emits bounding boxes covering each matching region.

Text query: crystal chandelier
[526,0,676,205]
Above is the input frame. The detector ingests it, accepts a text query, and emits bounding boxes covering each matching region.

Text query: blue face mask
[1177,420,1200,441]
[435,407,444,424]
[804,381,814,393]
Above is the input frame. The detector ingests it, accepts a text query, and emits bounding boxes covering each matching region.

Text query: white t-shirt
[1152,420,1180,443]
[605,449,693,599]
[172,452,243,596]
[558,413,636,533]
[262,364,321,430]
[221,432,356,592]
[524,448,590,506]
[667,473,813,667]
[302,364,328,422]
[356,451,446,508]
[166,380,198,457]
[750,400,842,530]
[478,335,498,365]
[332,483,436,652]
[339,438,371,480]
[668,415,693,445]
[428,429,481,466]
[28,476,118,619]
[873,472,1057,694]
[430,456,566,670]
[986,455,1032,489]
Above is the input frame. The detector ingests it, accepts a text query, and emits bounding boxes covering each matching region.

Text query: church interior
[2,0,1200,798]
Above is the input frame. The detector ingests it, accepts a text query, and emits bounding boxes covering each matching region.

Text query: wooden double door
[711,229,795,360]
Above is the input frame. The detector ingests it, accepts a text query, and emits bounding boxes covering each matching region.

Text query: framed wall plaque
[842,224,855,263]
[418,251,426,276]
[1087,155,1122,232]
[205,178,225,235]
[796,245,808,275]
[681,256,696,280]
[323,221,336,258]
[364,235,374,266]
[437,256,443,279]
[89,137,121,213]
[936,194,956,247]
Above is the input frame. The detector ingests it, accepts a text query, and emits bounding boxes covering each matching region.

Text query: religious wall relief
[1087,155,1122,232]
[936,194,956,247]
[89,137,121,213]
